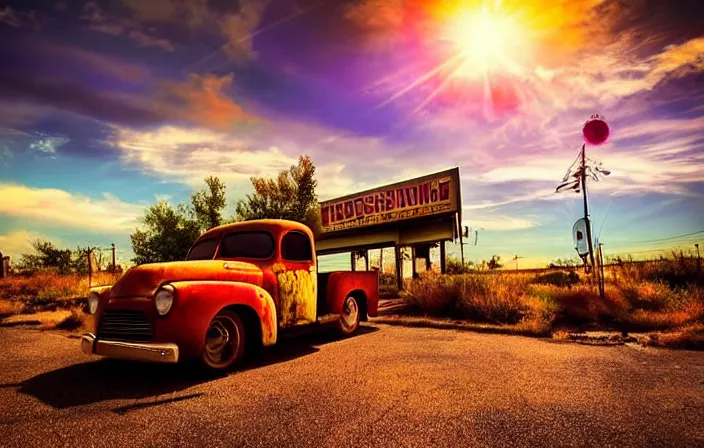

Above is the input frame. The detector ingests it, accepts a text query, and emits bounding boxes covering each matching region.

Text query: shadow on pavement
[14,324,379,409]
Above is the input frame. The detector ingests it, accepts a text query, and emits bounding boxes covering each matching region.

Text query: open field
[399,255,704,348]
[0,271,119,331]
[0,255,702,348]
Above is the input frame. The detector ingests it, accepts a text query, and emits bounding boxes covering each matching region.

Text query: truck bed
[316,271,379,319]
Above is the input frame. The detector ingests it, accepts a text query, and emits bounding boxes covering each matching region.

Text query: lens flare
[375,0,535,119]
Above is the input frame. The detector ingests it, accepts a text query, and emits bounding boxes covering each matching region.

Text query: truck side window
[282,231,313,261]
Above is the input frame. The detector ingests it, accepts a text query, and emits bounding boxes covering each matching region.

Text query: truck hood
[110,260,263,298]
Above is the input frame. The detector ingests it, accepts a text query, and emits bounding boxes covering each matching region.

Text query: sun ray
[375,52,465,109]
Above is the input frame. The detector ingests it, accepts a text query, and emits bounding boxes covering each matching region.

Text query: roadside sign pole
[580,143,597,275]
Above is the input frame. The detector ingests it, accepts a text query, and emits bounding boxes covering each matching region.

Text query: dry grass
[2,259,702,348]
[403,263,704,341]
[0,271,119,315]
[647,324,704,350]
[0,299,25,317]
[1,307,94,332]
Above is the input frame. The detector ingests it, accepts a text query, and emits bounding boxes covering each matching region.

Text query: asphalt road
[1,325,703,448]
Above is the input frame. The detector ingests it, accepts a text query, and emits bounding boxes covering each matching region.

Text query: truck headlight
[155,285,174,316]
[88,292,100,315]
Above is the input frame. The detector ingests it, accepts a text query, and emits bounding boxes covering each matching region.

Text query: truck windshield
[186,238,218,261]
[219,231,275,259]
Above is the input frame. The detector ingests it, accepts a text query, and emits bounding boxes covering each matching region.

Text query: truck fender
[169,281,278,348]
[325,272,379,320]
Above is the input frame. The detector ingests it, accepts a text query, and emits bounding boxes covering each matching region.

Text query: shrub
[404,273,536,324]
[446,257,474,274]
[610,252,701,289]
[533,271,581,288]
[404,273,463,316]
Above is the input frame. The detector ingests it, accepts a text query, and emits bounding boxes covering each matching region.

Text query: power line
[629,230,704,245]
[608,236,704,251]
[606,245,698,256]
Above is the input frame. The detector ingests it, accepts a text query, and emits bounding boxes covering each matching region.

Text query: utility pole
[111,243,116,272]
[696,243,701,274]
[580,143,596,274]
[512,254,524,271]
[597,243,605,298]
[87,248,92,288]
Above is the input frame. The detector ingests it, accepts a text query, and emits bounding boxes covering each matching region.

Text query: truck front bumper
[81,333,179,363]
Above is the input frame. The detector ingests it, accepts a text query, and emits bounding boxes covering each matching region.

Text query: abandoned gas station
[316,168,463,290]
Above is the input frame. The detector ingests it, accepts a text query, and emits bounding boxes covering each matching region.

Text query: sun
[444,7,529,79]
[374,1,537,116]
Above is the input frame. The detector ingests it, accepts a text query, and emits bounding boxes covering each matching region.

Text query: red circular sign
[582,116,610,146]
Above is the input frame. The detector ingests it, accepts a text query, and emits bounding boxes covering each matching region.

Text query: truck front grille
[97,310,153,343]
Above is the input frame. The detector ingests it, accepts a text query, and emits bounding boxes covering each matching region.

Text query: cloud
[109,125,299,186]
[128,30,175,52]
[43,44,152,83]
[158,73,248,129]
[0,183,142,232]
[462,216,538,231]
[118,0,268,58]
[648,37,704,81]
[0,72,165,128]
[0,67,248,131]
[80,0,269,59]
[0,144,12,166]
[28,134,70,154]
[0,230,57,261]
[106,122,398,200]
[81,2,175,52]
[0,6,39,29]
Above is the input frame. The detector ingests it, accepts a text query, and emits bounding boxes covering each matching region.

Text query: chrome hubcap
[341,297,359,330]
[205,316,240,365]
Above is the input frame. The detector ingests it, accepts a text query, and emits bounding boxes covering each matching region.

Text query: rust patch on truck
[273,263,316,327]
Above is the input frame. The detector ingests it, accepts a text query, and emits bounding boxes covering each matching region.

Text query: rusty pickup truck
[82,219,379,371]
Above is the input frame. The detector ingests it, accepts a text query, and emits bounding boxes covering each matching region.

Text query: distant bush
[532,271,580,288]
[446,256,474,274]
[610,251,701,289]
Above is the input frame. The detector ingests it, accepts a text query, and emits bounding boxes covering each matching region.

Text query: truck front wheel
[337,295,360,336]
[201,310,247,371]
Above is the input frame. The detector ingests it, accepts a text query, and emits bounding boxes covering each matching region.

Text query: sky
[0,0,703,270]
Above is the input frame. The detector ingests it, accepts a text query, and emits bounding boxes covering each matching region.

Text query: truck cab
[81,220,379,371]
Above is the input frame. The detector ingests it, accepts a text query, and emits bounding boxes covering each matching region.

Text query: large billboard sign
[319,168,460,233]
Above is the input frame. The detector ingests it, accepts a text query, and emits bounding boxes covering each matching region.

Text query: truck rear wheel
[337,295,360,336]
[201,310,246,371]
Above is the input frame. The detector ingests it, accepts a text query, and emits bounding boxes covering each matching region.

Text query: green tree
[235,155,322,236]
[71,246,92,275]
[130,201,201,265]
[486,255,503,270]
[16,240,73,274]
[191,175,226,232]
[130,177,229,265]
